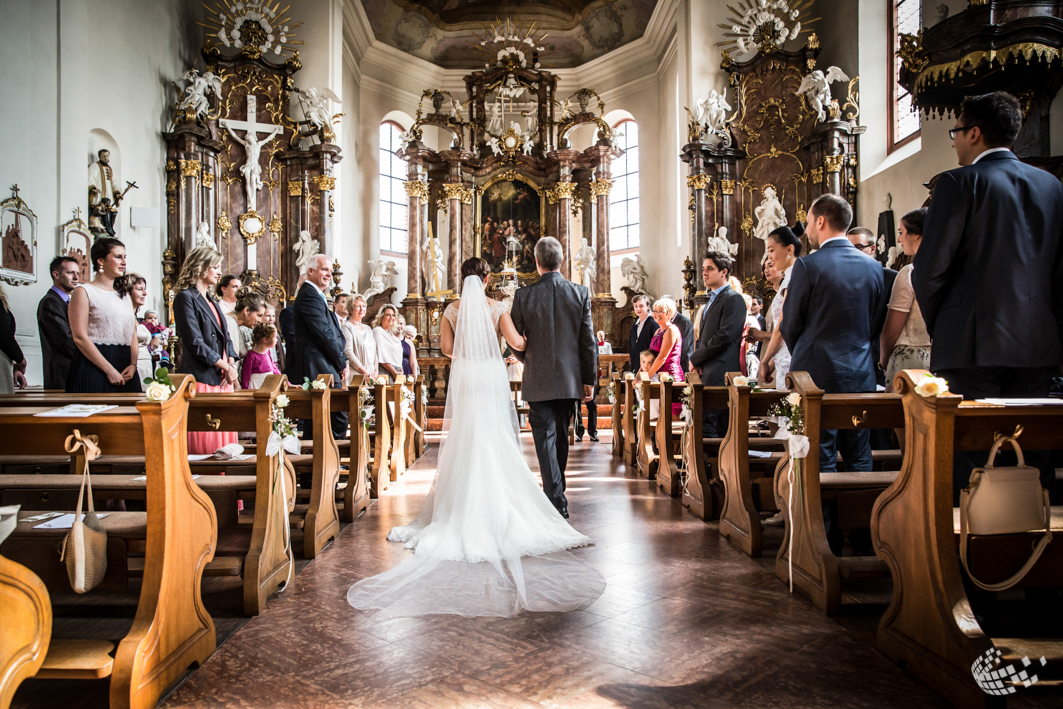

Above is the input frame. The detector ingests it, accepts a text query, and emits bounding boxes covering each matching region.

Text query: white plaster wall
[1,0,199,386]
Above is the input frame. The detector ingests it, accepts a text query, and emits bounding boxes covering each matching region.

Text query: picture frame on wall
[59,208,93,284]
[1,185,37,286]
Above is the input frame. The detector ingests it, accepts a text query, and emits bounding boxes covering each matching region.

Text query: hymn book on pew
[33,404,119,417]
[33,512,110,529]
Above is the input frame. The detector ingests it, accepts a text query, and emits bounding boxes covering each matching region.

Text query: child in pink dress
[241,323,281,390]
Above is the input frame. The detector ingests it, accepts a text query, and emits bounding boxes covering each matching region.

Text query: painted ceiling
[361,0,660,69]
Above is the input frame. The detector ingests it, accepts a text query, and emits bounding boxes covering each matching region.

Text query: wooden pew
[653,379,686,496]
[636,375,661,480]
[775,371,904,615]
[0,375,215,709]
[368,380,392,499]
[0,508,50,709]
[873,370,1063,709]
[412,374,427,459]
[389,378,409,482]
[621,376,638,465]
[610,372,624,458]
[334,376,371,523]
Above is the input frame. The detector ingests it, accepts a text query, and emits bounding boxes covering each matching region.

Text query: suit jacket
[629,316,659,371]
[173,287,237,386]
[690,286,746,386]
[913,150,1063,370]
[510,271,596,402]
[781,239,883,393]
[37,289,76,389]
[290,282,346,383]
[870,266,898,383]
[278,306,296,348]
[672,312,695,373]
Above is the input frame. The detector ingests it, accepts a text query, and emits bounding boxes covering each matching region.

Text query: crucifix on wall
[221,94,283,214]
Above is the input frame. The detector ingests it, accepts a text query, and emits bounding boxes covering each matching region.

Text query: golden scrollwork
[687,174,711,191]
[312,175,337,191]
[217,211,233,234]
[807,33,820,50]
[404,179,431,201]
[202,171,215,189]
[916,42,1062,90]
[571,194,584,217]
[720,180,735,195]
[842,76,861,121]
[740,214,753,238]
[688,194,696,224]
[179,159,202,178]
[824,155,845,173]
[899,32,929,74]
[545,182,577,203]
[268,215,282,236]
[435,197,449,217]
[589,178,613,198]
[166,178,176,194]
[287,181,302,196]
[238,210,266,244]
[165,160,177,172]
[167,195,176,214]
[811,167,824,184]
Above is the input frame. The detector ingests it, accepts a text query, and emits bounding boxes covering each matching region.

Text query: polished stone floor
[156,432,969,709]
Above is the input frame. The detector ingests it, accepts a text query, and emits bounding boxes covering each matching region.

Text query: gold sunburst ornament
[717,0,818,56]
[198,1,304,60]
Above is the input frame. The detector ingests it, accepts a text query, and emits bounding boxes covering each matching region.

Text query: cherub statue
[295,86,341,131]
[753,186,787,242]
[448,99,463,122]
[707,225,739,257]
[796,66,850,123]
[177,69,222,123]
[521,138,534,156]
[576,237,596,290]
[194,221,216,249]
[620,254,649,294]
[363,259,399,302]
[292,230,320,277]
[486,136,502,156]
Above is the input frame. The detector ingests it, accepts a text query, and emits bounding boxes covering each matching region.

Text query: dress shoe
[589,433,599,442]
[560,508,570,519]
[575,435,583,442]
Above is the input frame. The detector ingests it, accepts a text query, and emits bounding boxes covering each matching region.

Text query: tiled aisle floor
[162,433,953,709]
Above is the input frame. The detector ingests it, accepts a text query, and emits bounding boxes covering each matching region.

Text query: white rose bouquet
[767,391,805,436]
[915,374,949,398]
[142,368,176,402]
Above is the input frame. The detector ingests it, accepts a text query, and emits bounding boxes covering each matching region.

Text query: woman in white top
[225,288,265,388]
[216,274,241,315]
[68,237,140,392]
[342,294,377,384]
[754,224,803,390]
[122,272,155,386]
[373,304,403,380]
[881,208,931,392]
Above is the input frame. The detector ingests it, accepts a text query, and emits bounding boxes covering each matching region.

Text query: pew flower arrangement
[915,374,949,397]
[624,371,635,381]
[679,385,695,426]
[606,381,616,404]
[730,376,762,392]
[768,390,809,594]
[143,368,176,402]
[301,377,327,391]
[658,373,674,383]
[376,376,388,385]
[358,387,375,429]
[265,394,297,589]
[633,382,645,414]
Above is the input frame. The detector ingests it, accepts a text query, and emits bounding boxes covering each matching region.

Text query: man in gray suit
[509,237,597,518]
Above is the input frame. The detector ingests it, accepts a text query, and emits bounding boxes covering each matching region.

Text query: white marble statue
[194,221,216,249]
[521,137,534,156]
[421,231,446,296]
[177,69,222,122]
[753,186,787,242]
[221,95,284,214]
[486,136,502,156]
[295,86,341,131]
[525,111,537,135]
[695,89,731,135]
[292,230,320,277]
[796,66,850,123]
[363,259,399,302]
[487,102,504,135]
[576,237,596,290]
[707,225,739,257]
[620,254,649,294]
[449,99,463,122]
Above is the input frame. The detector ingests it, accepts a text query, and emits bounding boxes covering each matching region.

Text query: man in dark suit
[913,92,1063,498]
[690,251,747,437]
[848,226,898,391]
[671,307,695,373]
[628,294,658,372]
[291,255,348,440]
[783,194,883,474]
[37,256,80,389]
[508,237,596,518]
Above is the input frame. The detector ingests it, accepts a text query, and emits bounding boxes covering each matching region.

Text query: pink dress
[241,349,280,390]
[649,326,684,417]
[187,298,238,455]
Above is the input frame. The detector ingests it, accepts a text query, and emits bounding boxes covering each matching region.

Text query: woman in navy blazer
[172,246,239,453]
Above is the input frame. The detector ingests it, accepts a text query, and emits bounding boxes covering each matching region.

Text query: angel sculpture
[363,259,399,302]
[177,69,222,123]
[194,221,216,249]
[694,89,731,135]
[420,231,446,296]
[576,237,596,290]
[448,99,463,122]
[521,138,534,156]
[399,130,413,152]
[486,102,504,135]
[295,86,341,133]
[292,230,320,277]
[753,186,787,242]
[620,254,649,295]
[486,136,503,156]
[796,66,850,123]
[885,244,902,270]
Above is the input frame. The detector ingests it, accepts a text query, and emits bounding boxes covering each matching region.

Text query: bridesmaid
[68,237,141,393]
[172,246,239,454]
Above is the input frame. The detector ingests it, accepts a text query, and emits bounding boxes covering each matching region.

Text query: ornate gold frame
[474,170,546,278]
[238,209,266,244]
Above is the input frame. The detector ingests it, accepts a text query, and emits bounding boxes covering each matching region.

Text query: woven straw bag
[60,431,107,593]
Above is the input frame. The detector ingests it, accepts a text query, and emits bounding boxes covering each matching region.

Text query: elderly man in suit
[291,254,348,440]
[37,256,80,389]
[914,91,1063,497]
[628,294,658,372]
[690,251,747,437]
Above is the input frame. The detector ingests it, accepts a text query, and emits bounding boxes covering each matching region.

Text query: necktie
[701,292,716,331]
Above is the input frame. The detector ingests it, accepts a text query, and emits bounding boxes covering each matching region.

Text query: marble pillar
[590,177,612,296]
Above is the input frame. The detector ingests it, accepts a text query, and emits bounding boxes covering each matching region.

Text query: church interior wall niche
[58,208,92,284]
[1,185,37,287]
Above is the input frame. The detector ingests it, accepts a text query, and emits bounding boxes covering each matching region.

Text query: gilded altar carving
[442,182,473,204]
[404,179,430,201]
[810,167,823,184]
[166,160,177,172]
[312,175,336,191]
[823,155,844,173]
[899,32,929,74]
[179,159,202,178]
[217,211,233,234]
[201,170,215,189]
[545,182,577,203]
[590,178,613,198]
[287,181,302,196]
[720,180,735,195]
[687,174,712,191]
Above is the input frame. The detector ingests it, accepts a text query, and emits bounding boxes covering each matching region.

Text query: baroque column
[589,175,612,296]
[403,175,430,346]
[443,182,473,290]
[546,181,576,280]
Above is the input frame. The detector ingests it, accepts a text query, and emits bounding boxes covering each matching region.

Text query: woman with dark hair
[438,257,511,357]
[216,274,241,315]
[119,272,155,386]
[172,246,239,453]
[881,208,931,393]
[372,304,402,380]
[752,223,803,389]
[224,287,265,389]
[67,237,141,392]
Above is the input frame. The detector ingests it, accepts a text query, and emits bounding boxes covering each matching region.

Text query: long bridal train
[346,275,605,618]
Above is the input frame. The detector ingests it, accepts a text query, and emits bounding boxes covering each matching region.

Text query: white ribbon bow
[774,421,809,593]
[264,430,298,589]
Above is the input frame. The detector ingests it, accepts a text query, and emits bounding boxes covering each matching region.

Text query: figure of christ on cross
[221,94,283,214]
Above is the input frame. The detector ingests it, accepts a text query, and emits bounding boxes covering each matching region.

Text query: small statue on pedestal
[753,186,787,242]
[707,225,739,257]
[364,259,399,302]
[293,230,320,277]
[194,221,216,249]
[796,67,850,123]
[620,254,649,294]
[576,237,596,290]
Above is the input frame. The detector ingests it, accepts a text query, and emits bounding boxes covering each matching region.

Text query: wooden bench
[610,373,624,457]
[775,371,904,615]
[621,376,638,465]
[636,375,661,480]
[328,376,371,523]
[873,370,1063,708]
[653,378,688,496]
[0,375,215,709]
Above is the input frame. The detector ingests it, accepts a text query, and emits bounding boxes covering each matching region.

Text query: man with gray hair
[506,237,596,518]
[291,253,348,440]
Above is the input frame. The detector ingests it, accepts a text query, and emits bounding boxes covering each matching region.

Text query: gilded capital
[720,179,736,195]
[546,182,577,204]
[312,175,337,191]
[288,181,303,196]
[824,155,845,173]
[404,179,431,201]
[589,178,613,198]
[442,182,474,204]
[201,171,215,189]
[179,159,202,178]
[687,174,711,191]
[810,167,824,184]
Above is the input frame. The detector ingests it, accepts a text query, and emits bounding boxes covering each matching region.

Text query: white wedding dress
[346,275,605,617]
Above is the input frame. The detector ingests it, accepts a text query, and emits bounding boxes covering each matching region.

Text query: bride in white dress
[346,262,605,618]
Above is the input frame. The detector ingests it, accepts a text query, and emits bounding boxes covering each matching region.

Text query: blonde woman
[647,297,684,417]
[342,294,376,383]
[68,237,140,392]
[0,284,27,392]
[118,272,154,386]
[172,246,238,454]
[372,304,403,380]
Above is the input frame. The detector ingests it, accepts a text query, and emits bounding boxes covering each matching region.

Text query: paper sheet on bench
[978,398,1063,407]
[748,450,773,458]
[34,513,110,529]
[34,404,119,417]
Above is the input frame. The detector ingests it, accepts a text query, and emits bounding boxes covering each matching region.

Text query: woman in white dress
[347,257,605,618]
[121,272,155,385]
[372,305,403,380]
[341,294,377,384]
[755,223,802,390]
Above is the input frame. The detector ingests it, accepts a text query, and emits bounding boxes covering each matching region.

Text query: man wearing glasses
[848,226,898,392]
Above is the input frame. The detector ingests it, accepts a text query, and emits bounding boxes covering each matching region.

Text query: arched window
[379,121,408,254]
[609,120,639,251]
[889,0,921,152]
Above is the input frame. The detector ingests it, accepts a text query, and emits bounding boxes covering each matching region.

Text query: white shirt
[972,147,1012,164]
[635,315,650,338]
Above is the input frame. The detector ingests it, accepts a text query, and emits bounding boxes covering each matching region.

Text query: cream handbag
[60,431,107,594]
[959,434,1052,592]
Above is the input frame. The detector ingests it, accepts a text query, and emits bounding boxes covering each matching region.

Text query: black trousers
[938,366,1057,502]
[575,385,600,436]
[819,428,873,555]
[528,399,574,511]
[298,412,349,442]
[702,408,728,438]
